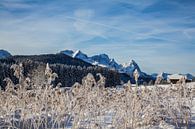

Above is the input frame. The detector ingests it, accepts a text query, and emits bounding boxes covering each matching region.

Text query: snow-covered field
[191,97,195,128]
[0,63,194,129]
[56,82,195,129]
[1,80,194,129]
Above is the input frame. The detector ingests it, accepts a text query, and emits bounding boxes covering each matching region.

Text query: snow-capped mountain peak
[60,49,147,78]
[109,58,121,70]
[71,50,94,64]
[0,49,12,59]
[72,50,87,58]
[60,50,74,57]
[61,49,88,60]
[120,60,142,77]
[90,54,110,66]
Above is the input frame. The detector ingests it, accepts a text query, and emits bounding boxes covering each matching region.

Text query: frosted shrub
[155,73,163,85]
[11,63,24,83]
[45,63,58,85]
[0,63,193,129]
[133,69,139,86]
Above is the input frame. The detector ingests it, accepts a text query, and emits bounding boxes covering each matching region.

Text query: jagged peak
[110,58,115,63]
[72,50,87,58]
[60,49,74,57]
[60,50,146,77]
[99,53,109,58]
[123,59,137,67]
[60,49,74,53]
[129,59,137,66]
[91,53,110,60]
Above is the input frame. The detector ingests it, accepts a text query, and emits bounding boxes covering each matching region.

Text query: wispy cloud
[0,0,194,74]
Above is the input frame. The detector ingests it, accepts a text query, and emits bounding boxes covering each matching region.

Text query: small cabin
[167,74,192,84]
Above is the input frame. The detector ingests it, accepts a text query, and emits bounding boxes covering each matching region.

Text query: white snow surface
[63,82,195,129]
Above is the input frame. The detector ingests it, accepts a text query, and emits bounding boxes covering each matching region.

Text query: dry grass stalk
[0,63,193,129]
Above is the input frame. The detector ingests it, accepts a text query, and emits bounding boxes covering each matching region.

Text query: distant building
[167,74,192,84]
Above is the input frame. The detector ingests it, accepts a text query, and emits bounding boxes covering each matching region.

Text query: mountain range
[60,50,150,79]
[60,50,195,81]
[0,49,194,84]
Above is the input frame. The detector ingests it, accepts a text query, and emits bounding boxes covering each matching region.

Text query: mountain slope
[0,49,12,59]
[60,50,154,83]
[61,50,195,83]
[0,53,122,88]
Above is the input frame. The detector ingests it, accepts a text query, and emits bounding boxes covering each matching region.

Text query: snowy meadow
[0,63,194,129]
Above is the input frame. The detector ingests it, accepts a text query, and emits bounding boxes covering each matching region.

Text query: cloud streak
[0,0,194,74]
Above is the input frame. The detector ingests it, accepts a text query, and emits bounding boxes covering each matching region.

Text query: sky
[0,0,195,74]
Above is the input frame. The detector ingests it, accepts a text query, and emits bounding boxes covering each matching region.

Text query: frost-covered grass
[0,63,194,129]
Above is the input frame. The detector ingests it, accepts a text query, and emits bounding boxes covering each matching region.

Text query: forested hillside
[0,54,123,89]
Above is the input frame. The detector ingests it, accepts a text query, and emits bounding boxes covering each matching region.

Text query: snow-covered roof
[168,74,194,80]
[167,74,184,80]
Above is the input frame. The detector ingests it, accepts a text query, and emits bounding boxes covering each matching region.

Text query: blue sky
[0,0,195,74]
